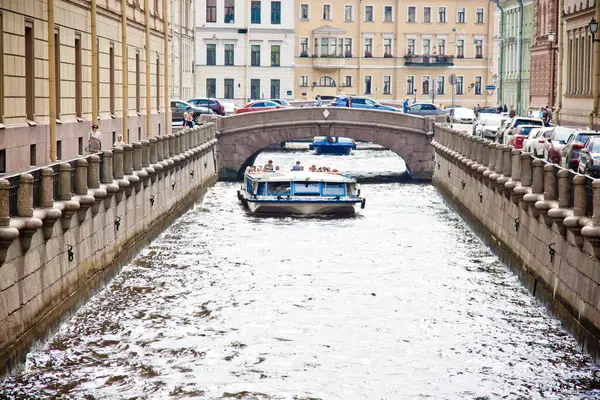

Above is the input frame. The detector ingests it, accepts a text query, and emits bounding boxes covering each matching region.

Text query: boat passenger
[309,164,317,172]
[264,160,274,171]
[300,166,305,171]
[275,165,280,171]
[317,167,323,172]
[292,161,302,171]
[332,169,339,173]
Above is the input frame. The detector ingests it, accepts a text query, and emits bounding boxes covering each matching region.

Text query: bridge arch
[212,107,436,181]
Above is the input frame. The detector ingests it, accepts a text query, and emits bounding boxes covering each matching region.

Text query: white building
[195,0,295,104]
[171,0,196,101]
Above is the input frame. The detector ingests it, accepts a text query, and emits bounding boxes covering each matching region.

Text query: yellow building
[294,0,497,107]
[0,0,172,174]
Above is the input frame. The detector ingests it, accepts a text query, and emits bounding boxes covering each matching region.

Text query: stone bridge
[208,107,436,181]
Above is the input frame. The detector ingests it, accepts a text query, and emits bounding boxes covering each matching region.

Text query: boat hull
[312,144,354,155]
[246,199,360,215]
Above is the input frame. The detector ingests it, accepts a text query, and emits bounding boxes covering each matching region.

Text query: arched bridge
[209,107,436,181]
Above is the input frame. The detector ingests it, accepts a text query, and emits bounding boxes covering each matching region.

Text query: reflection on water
[1,147,600,399]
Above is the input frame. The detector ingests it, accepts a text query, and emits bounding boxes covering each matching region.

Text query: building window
[271,45,280,66]
[30,144,36,166]
[365,5,374,22]
[364,76,372,94]
[345,5,353,22]
[407,38,415,55]
[300,76,309,87]
[57,140,62,160]
[345,75,352,87]
[456,76,464,94]
[251,1,261,24]
[135,52,140,112]
[319,76,335,87]
[25,23,35,121]
[423,7,431,23]
[407,6,416,22]
[251,45,261,66]
[224,79,234,99]
[270,79,280,99]
[474,76,482,95]
[422,76,430,94]
[224,0,235,23]
[300,38,309,56]
[320,38,328,56]
[405,76,414,95]
[475,8,484,24]
[207,44,216,65]
[0,13,3,123]
[456,39,464,58]
[381,38,391,57]
[251,79,260,99]
[344,38,353,57]
[329,38,337,56]
[437,76,445,94]
[381,76,390,94]
[206,78,216,98]
[224,44,234,65]
[475,40,483,58]
[323,4,331,20]
[109,43,115,115]
[423,38,430,55]
[457,7,466,23]
[75,35,82,118]
[438,7,447,23]
[54,31,61,118]
[207,0,217,23]
[300,3,309,20]
[271,1,281,24]
[0,149,5,173]
[384,6,393,22]
[364,38,373,57]
[437,39,446,55]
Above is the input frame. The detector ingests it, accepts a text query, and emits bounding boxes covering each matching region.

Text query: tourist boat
[237,168,366,215]
[309,136,356,155]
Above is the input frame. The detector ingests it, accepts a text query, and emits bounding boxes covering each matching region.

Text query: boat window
[268,182,291,195]
[257,182,266,195]
[293,182,321,195]
[246,179,252,193]
[323,183,346,196]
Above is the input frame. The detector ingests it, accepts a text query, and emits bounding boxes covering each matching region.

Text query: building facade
[0,0,171,174]
[194,0,295,104]
[498,0,534,115]
[171,0,195,101]
[293,0,497,107]
[529,0,558,110]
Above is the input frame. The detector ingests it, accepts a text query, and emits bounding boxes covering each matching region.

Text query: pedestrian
[182,112,188,126]
[509,106,516,118]
[314,95,323,107]
[346,96,353,107]
[186,112,194,128]
[474,104,481,116]
[403,97,409,113]
[503,104,508,113]
[496,104,502,114]
[545,106,553,126]
[113,134,126,147]
[87,124,102,153]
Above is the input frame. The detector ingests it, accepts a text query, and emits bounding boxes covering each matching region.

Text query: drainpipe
[590,2,600,129]
[145,0,151,138]
[91,0,98,126]
[48,0,56,161]
[358,0,362,95]
[163,0,169,133]
[121,0,128,142]
[555,0,565,123]
[516,0,523,115]
[495,0,504,106]
[244,0,249,102]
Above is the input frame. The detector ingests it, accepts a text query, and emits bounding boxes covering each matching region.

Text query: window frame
[474,76,482,95]
[457,6,466,24]
[407,5,416,23]
[224,43,235,66]
[344,75,352,87]
[206,78,216,98]
[437,75,445,95]
[384,5,394,22]
[251,1,261,24]
[364,75,372,94]
[300,3,309,20]
[300,75,309,87]
[405,75,414,95]
[271,44,281,66]
[322,3,332,20]
[344,4,354,22]
[438,6,447,23]
[206,43,216,66]
[251,44,261,66]
[224,78,234,99]
[422,75,430,95]
[423,6,432,23]
[475,7,485,24]
[364,5,374,22]
[271,1,281,24]
[456,76,464,95]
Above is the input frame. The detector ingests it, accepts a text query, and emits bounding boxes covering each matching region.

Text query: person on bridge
[87,124,102,153]
[292,161,302,171]
[346,96,353,107]
[264,160,274,171]
[402,98,409,113]
[314,95,323,107]
[113,134,126,147]
[509,106,516,118]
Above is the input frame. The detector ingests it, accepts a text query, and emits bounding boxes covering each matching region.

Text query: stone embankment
[433,124,600,363]
[0,124,219,376]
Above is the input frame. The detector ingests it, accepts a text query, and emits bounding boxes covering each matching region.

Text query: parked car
[545,127,578,164]
[499,117,544,144]
[578,136,600,177]
[234,100,284,114]
[507,125,538,149]
[170,100,214,124]
[329,96,400,111]
[187,98,226,116]
[474,114,507,139]
[447,107,476,124]
[220,102,238,116]
[524,127,554,157]
[269,99,292,107]
[406,103,447,117]
[561,131,600,170]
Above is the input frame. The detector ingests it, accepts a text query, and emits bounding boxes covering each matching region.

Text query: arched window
[318,76,336,87]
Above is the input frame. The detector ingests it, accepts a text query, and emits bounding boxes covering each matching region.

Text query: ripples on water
[2,147,600,399]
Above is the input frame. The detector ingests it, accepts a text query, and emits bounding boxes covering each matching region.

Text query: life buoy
[361,199,366,209]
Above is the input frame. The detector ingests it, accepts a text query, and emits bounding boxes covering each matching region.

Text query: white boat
[237,167,365,215]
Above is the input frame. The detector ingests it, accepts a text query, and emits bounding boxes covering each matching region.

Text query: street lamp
[548,31,555,43]
[590,18,600,42]
[414,88,418,103]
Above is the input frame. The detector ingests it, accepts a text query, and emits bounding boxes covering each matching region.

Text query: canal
[2,145,600,399]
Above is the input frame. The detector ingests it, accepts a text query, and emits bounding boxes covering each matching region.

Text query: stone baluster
[113,147,125,180]
[58,163,80,231]
[565,175,589,247]
[87,154,106,215]
[489,144,504,188]
[74,159,94,222]
[483,142,497,183]
[149,138,158,164]
[127,144,142,194]
[547,169,572,236]
[38,168,60,240]
[535,163,558,225]
[132,143,143,171]
[142,140,150,168]
[0,180,18,262]
[124,144,134,174]
[581,180,600,257]
[497,146,512,193]
[17,174,34,218]
[156,136,164,161]
[506,149,522,203]
[149,137,162,182]
[99,150,119,207]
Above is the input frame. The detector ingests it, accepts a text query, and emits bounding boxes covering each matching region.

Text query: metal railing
[586,176,594,217]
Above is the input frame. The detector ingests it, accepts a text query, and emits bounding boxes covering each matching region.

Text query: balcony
[311,55,347,71]
[404,54,454,67]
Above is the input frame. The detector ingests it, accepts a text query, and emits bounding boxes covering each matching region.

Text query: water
[2,146,600,399]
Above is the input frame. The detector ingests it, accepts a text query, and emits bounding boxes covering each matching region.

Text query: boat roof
[245,169,356,183]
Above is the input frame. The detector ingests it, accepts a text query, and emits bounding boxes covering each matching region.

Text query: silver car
[407,103,447,117]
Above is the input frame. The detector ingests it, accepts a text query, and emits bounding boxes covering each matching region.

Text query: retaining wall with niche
[433,124,600,364]
[0,123,219,376]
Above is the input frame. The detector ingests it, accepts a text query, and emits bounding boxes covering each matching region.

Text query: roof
[246,170,356,183]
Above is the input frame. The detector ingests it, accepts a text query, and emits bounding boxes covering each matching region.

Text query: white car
[221,102,238,116]
[524,127,553,157]
[448,107,476,124]
[500,117,544,145]
[475,114,507,140]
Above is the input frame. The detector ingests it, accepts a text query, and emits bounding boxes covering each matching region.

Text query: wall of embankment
[433,124,600,364]
[0,124,219,376]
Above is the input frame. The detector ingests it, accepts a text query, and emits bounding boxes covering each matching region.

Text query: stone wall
[0,123,219,376]
[432,124,600,363]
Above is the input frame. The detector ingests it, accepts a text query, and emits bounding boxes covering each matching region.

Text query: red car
[507,125,538,149]
[234,100,283,114]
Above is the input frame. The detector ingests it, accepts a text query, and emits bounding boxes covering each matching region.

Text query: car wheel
[194,113,202,125]
[584,166,590,176]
